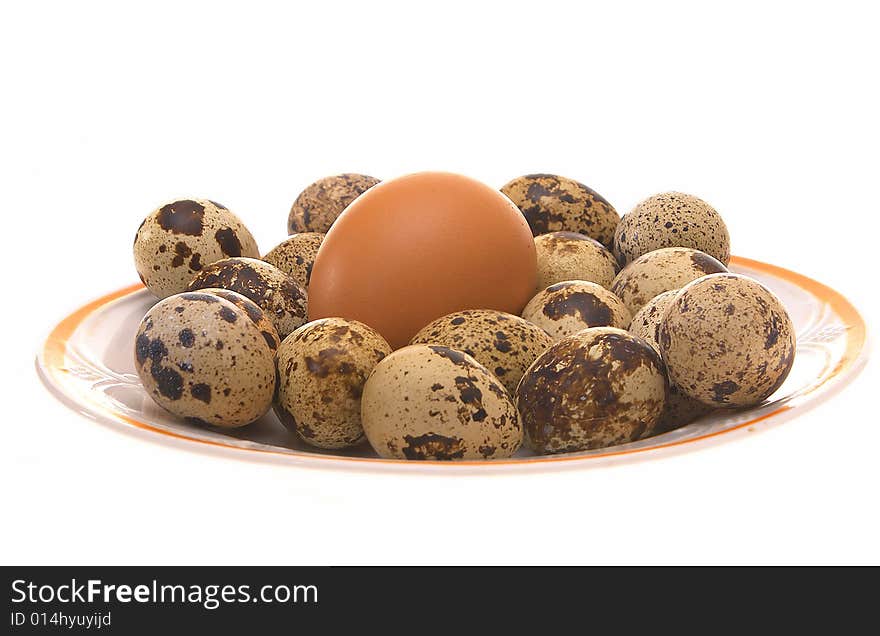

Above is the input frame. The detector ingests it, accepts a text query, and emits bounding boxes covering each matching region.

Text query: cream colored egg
[409,309,553,395]
[274,318,391,449]
[134,291,276,427]
[361,345,522,460]
[521,281,632,341]
[535,231,619,290]
[133,199,260,298]
[263,232,325,289]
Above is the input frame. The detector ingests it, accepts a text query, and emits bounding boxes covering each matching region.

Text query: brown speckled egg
[275,318,391,449]
[611,247,728,316]
[658,274,796,408]
[614,192,731,266]
[501,174,620,248]
[521,281,632,341]
[186,257,307,339]
[195,288,280,352]
[517,327,667,454]
[409,309,553,395]
[288,173,380,234]
[262,232,324,289]
[133,199,260,298]
[628,291,713,431]
[535,231,619,290]
[134,292,276,427]
[361,345,522,460]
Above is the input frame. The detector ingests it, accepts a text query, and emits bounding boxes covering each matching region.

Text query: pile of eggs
[132,172,795,461]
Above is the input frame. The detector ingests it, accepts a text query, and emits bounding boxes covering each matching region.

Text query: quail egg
[361,345,522,460]
[501,174,620,248]
[134,291,276,427]
[516,327,667,453]
[535,231,619,290]
[186,257,308,338]
[611,247,728,316]
[521,281,632,341]
[658,273,796,408]
[614,191,731,266]
[409,309,553,395]
[288,173,380,234]
[628,290,713,430]
[263,233,325,289]
[275,318,391,449]
[133,199,260,298]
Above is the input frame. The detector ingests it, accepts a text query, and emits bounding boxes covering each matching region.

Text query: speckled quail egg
[134,291,276,427]
[628,291,713,431]
[288,173,380,234]
[521,281,632,341]
[274,318,391,450]
[262,232,324,290]
[516,327,667,454]
[658,273,796,408]
[361,344,522,460]
[534,231,619,290]
[186,257,308,339]
[195,288,280,352]
[611,247,728,316]
[614,191,731,266]
[409,309,553,395]
[133,199,260,298]
[501,174,620,248]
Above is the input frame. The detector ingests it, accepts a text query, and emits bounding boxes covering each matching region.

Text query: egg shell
[263,233,325,290]
[521,280,632,341]
[288,174,380,234]
[501,174,620,248]
[275,318,391,450]
[611,247,728,316]
[535,231,619,290]
[195,288,280,352]
[307,172,538,349]
[134,292,276,427]
[409,309,553,395]
[133,199,260,298]
[614,191,731,266]
[658,273,796,408]
[516,327,667,454]
[186,257,307,339]
[628,290,713,430]
[361,344,522,460]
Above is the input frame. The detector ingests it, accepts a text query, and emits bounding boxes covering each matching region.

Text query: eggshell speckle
[134,292,276,427]
[611,247,728,316]
[186,257,308,339]
[535,231,619,290]
[409,309,553,395]
[263,232,325,289]
[628,290,713,430]
[614,192,730,266]
[521,281,632,341]
[288,174,380,234]
[516,327,667,454]
[133,199,259,298]
[275,318,391,449]
[501,174,620,248]
[658,274,796,408]
[361,344,522,460]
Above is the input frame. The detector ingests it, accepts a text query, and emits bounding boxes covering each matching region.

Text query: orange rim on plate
[38,256,869,471]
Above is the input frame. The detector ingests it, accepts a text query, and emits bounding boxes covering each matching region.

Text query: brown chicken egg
[308,172,538,349]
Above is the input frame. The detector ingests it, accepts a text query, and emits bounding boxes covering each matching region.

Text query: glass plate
[36,256,868,472]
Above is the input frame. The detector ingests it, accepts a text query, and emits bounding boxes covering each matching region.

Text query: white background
[1,1,877,564]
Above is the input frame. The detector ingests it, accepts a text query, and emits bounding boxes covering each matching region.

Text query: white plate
[37,256,868,472]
